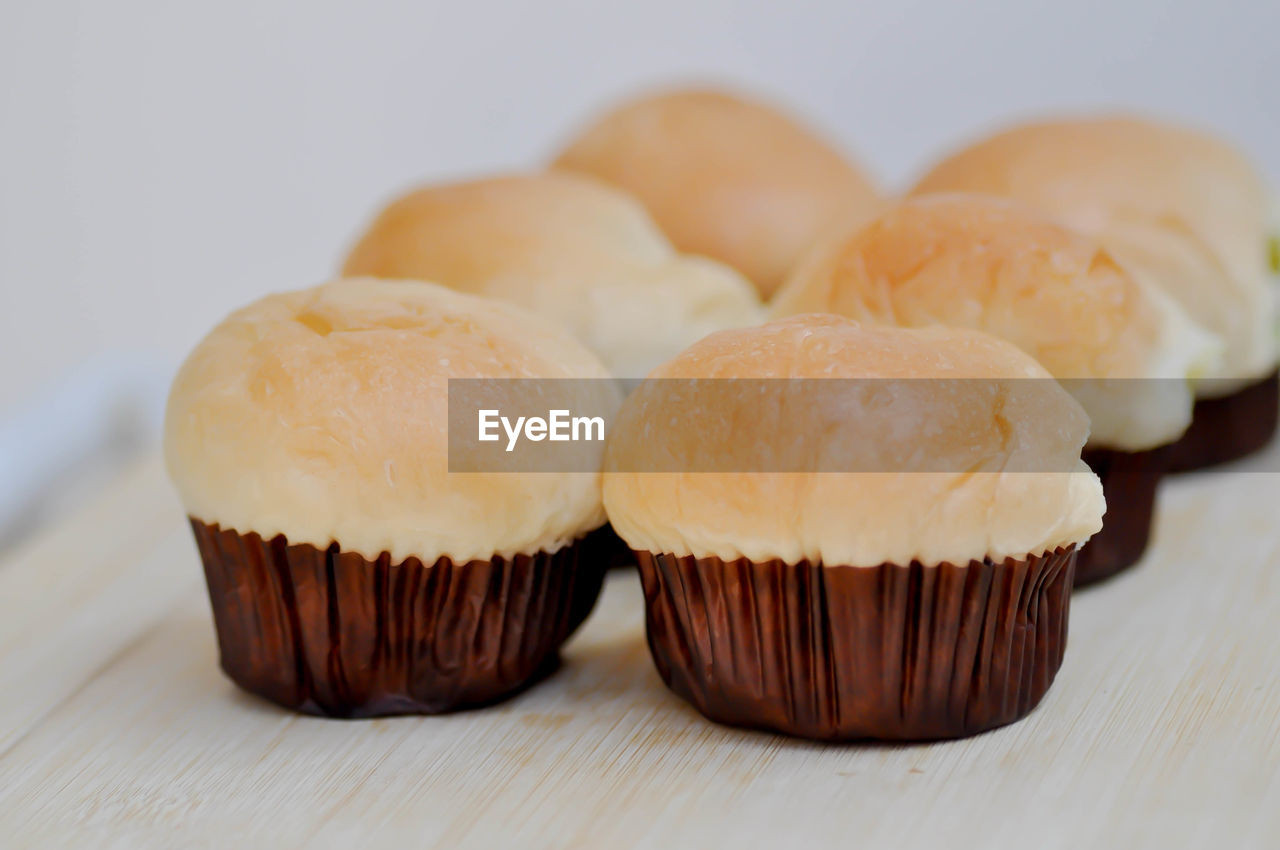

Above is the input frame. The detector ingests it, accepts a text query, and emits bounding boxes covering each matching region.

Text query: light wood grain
[0,450,1277,848]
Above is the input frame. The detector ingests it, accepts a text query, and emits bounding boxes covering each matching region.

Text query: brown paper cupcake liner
[1077,446,1167,586]
[1165,369,1278,473]
[191,520,609,717]
[635,545,1076,741]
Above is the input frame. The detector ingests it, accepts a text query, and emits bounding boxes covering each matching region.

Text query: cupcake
[165,279,621,716]
[772,194,1219,585]
[551,88,881,298]
[911,116,1278,470]
[342,172,763,379]
[604,315,1104,740]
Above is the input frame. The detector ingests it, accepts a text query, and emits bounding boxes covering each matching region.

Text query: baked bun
[603,315,1104,568]
[911,116,1276,395]
[165,278,620,563]
[551,88,880,297]
[342,172,763,378]
[772,194,1220,450]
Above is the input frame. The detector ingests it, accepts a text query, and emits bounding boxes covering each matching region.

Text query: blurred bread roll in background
[911,116,1276,396]
[552,88,881,298]
[343,172,763,378]
[772,194,1219,450]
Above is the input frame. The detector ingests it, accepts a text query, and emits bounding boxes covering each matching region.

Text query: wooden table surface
[1,450,1278,848]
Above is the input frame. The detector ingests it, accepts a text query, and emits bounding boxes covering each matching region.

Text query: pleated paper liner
[1077,446,1168,586]
[636,546,1076,741]
[1165,369,1278,473]
[191,520,609,717]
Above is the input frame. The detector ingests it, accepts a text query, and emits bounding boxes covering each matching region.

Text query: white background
[2,0,1278,413]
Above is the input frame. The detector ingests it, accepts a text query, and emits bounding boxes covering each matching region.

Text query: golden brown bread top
[165,279,620,563]
[551,88,881,297]
[771,195,1218,448]
[775,194,1162,377]
[342,172,763,378]
[910,116,1275,390]
[603,315,1104,567]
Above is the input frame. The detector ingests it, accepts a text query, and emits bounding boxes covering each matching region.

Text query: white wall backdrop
[2,0,1277,412]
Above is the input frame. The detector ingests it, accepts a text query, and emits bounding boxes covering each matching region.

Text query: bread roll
[911,116,1276,396]
[772,194,1219,450]
[342,172,763,378]
[552,89,880,297]
[603,314,1104,567]
[165,278,620,563]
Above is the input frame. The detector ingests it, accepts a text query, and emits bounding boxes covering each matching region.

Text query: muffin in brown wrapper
[1165,369,1279,473]
[1077,447,1167,586]
[635,545,1076,741]
[192,520,608,717]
